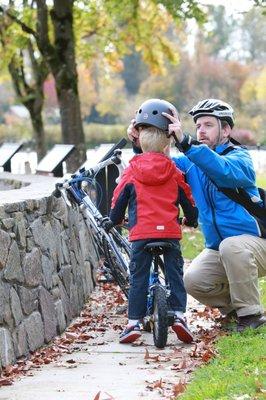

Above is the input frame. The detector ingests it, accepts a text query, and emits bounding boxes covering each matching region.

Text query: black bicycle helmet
[134,98,178,131]
[188,98,234,128]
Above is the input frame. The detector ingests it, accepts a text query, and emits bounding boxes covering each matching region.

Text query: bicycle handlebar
[53,145,127,209]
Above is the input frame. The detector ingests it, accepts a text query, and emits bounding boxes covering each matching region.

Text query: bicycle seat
[144,241,173,255]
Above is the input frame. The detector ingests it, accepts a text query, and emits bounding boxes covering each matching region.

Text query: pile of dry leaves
[0,280,225,398]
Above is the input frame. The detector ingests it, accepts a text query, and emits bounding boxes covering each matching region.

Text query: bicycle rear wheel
[152,285,168,349]
[102,233,130,297]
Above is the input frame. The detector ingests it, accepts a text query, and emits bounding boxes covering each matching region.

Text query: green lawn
[181,227,205,260]
[180,326,266,400]
[179,224,266,400]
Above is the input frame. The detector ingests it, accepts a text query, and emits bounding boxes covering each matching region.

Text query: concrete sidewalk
[0,285,210,400]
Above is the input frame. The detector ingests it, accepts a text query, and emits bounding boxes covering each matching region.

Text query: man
[128,98,266,332]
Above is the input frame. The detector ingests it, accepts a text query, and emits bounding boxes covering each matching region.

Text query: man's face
[195,116,229,149]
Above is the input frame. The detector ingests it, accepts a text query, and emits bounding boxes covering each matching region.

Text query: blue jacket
[172,142,264,250]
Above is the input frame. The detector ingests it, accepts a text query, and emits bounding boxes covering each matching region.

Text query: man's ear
[222,123,231,140]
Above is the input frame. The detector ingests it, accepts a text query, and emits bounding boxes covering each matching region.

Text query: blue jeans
[128,239,187,320]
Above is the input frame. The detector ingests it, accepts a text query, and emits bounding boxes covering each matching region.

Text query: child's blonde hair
[139,126,170,153]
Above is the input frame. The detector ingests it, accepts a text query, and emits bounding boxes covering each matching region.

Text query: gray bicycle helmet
[188,98,234,128]
[134,98,177,131]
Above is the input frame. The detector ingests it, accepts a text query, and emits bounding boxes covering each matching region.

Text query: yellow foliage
[240,67,266,104]
[256,67,266,102]
[240,76,257,103]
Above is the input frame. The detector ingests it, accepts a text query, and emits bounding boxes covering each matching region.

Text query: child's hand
[127,119,140,147]
[100,217,114,232]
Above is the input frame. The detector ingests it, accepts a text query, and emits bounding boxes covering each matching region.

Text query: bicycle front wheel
[152,285,168,349]
[102,233,130,297]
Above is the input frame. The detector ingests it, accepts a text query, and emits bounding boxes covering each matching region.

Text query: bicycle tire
[152,285,168,349]
[102,235,130,297]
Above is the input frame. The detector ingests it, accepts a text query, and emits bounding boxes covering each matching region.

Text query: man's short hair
[220,120,231,129]
[139,126,170,153]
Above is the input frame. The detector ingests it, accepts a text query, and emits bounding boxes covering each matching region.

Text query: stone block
[13,212,27,248]
[3,241,24,284]
[69,283,79,316]
[41,254,54,289]
[24,311,44,352]
[1,218,15,230]
[58,281,73,324]
[23,247,43,287]
[12,322,29,358]
[39,286,57,343]
[31,218,57,265]
[0,280,12,327]
[59,265,73,296]
[0,229,11,270]
[55,300,66,334]
[0,327,15,367]
[18,286,38,315]
[10,287,23,326]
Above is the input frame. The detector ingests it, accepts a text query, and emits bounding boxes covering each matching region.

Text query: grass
[181,227,205,260]
[256,174,266,188]
[180,326,266,400]
[179,226,266,400]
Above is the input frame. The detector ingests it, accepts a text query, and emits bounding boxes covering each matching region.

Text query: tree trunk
[28,106,46,161]
[51,0,86,171]
[8,58,46,161]
[36,0,86,172]
[56,86,86,172]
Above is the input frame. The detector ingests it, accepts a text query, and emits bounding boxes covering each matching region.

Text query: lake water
[1,145,266,176]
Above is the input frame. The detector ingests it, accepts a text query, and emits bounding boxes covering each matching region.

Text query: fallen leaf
[92,391,101,400]
[144,348,149,360]
[0,377,13,387]
[153,378,163,389]
[65,359,76,364]
[172,379,187,396]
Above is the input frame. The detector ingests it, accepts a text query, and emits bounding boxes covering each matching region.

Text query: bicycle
[54,145,191,349]
[54,146,131,298]
[142,242,176,348]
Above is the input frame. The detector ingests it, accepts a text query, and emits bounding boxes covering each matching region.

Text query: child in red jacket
[108,104,198,344]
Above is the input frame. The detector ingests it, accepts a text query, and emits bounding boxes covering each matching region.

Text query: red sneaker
[119,323,142,344]
[172,317,193,343]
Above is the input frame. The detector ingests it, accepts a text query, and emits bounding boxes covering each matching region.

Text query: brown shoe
[237,314,266,333]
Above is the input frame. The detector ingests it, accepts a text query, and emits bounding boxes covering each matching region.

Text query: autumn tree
[0,0,205,170]
[0,3,48,159]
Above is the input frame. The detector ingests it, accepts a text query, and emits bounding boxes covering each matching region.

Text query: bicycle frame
[54,150,130,296]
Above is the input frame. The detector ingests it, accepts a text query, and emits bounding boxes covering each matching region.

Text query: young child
[106,103,198,344]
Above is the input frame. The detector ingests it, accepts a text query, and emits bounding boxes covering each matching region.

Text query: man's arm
[184,145,256,188]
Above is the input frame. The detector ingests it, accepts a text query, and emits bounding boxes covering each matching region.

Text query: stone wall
[0,173,99,369]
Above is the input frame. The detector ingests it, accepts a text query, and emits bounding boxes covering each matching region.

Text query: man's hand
[162,108,184,143]
[127,119,140,147]
[100,217,114,232]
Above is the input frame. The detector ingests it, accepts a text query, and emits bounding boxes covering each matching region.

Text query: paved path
[0,283,215,400]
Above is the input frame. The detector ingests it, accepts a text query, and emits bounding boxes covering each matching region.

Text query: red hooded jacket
[110,152,197,241]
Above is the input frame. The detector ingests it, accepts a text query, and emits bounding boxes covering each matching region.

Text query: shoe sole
[119,331,141,344]
[172,323,193,343]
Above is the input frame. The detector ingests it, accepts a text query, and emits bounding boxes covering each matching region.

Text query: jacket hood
[129,152,176,185]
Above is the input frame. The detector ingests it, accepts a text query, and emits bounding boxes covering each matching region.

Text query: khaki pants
[184,235,266,317]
